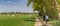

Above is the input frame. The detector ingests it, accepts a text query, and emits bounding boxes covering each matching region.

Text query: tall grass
[0,14,35,26]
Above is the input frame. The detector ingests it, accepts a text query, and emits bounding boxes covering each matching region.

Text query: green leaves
[57,0,60,4]
[27,0,32,6]
[27,0,58,18]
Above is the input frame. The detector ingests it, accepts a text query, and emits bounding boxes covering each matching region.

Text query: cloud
[1,1,5,3]
[0,4,33,12]
[1,1,12,3]
[0,0,33,12]
[6,1,12,3]
[0,5,2,7]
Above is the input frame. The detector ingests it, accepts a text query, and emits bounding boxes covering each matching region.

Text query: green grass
[51,21,60,26]
[48,18,60,26]
[0,14,35,26]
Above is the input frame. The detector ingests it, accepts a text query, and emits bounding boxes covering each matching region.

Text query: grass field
[51,20,60,26]
[0,14,35,26]
[48,18,60,26]
[0,14,60,26]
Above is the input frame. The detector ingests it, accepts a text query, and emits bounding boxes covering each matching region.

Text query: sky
[0,0,33,13]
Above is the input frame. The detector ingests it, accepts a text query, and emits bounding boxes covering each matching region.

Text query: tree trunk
[58,13,60,20]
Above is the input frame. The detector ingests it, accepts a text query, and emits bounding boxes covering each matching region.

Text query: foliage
[57,0,60,4]
[27,0,58,18]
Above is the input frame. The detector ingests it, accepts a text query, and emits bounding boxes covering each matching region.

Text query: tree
[27,0,58,19]
[56,0,60,20]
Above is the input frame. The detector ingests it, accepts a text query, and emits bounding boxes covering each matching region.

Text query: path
[34,17,43,26]
[34,17,52,26]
